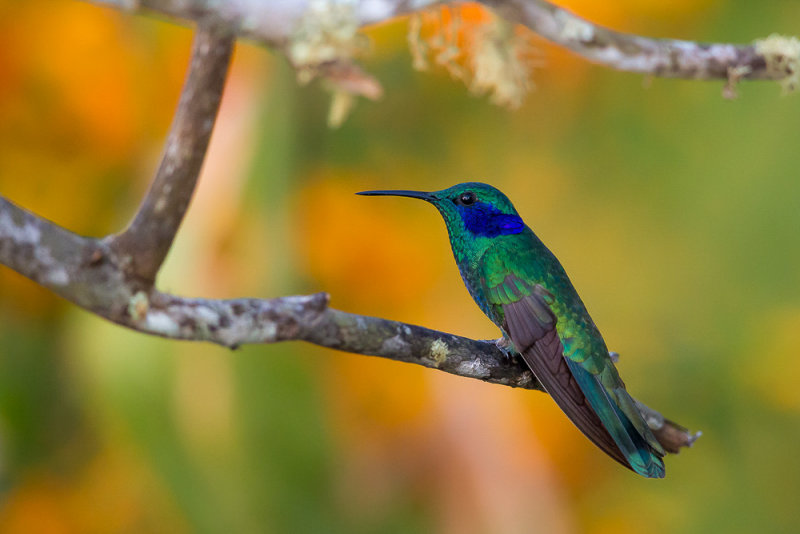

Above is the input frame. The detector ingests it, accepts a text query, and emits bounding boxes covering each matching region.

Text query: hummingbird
[358,182,666,478]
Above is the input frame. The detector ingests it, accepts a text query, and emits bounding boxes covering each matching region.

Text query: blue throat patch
[459,202,525,237]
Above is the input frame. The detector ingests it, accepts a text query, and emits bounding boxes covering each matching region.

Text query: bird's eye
[458,192,476,206]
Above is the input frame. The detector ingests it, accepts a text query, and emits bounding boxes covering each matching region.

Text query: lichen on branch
[86,0,800,113]
[754,34,800,94]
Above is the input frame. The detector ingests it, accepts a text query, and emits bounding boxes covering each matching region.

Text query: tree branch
[87,0,799,91]
[482,0,778,82]
[0,193,698,454]
[110,23,234,282]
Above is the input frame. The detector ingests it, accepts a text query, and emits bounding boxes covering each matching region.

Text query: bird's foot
[493,336,517,360]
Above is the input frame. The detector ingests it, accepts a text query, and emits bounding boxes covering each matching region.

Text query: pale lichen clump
[288,0,366,82]
[469,17,533,109]
[755,34,800,95]
[429,338,449,366]
[421,8,468,80]
[128,291,149,321]
[410,8,534,109]
[288,0,381,127]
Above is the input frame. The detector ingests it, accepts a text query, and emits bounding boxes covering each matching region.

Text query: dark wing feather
[502,291,631,470]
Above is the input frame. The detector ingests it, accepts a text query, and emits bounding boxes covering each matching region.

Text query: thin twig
[481,0,772,81]
[110,23,235,282]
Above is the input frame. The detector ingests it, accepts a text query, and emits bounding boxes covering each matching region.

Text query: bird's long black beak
[356,189,437,202]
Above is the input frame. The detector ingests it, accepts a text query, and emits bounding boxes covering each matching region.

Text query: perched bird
[358,182,666,478]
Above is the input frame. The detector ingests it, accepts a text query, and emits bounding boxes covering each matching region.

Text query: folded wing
[487,272,665,478]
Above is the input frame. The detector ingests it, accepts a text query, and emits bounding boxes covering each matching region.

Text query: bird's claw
[493,336,517,360]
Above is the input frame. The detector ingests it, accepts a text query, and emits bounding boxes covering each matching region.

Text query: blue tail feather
[566,359,665,478]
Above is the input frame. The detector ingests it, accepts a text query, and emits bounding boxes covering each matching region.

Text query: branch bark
[482,0,772,80]
[111,23,235,282]
[87,0,799,90]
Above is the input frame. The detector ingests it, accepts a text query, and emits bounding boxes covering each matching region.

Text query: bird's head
[358,182,525,239]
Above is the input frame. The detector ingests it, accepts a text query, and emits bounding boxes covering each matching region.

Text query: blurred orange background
[2,1,800,532]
